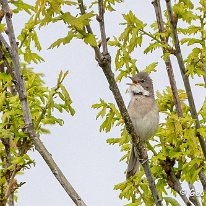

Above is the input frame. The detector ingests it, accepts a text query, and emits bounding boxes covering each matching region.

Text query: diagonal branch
[0,0,87,205]
[165,0,206,159]
[77,0,163,205]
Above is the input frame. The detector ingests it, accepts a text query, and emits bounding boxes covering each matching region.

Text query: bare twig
[77,0,163,205]
[97,1,108,55]
[0,0,87,205]
[165,0,206,159]
[77,0,102,61]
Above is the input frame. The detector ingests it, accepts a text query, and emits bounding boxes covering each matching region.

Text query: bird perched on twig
[126,72,159,179]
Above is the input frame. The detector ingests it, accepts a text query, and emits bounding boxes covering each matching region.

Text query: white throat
[129,84,150,96]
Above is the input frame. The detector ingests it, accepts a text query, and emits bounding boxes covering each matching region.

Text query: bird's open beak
[126,76,138,85]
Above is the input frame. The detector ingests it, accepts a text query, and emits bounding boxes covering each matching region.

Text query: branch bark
[165,0,206,159]
[152,0,183,118]
[77,0,163,205]
[0,1,87,205]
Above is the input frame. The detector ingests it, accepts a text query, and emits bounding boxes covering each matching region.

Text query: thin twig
[165,0,206,159]
[77,0,102,61]
[97,0,108,55]
[152,0,183,118]
[0,0,87,205]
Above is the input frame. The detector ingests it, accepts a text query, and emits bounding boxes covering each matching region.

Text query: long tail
[126,144,140,179]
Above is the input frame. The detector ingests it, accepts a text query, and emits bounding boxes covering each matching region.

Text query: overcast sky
[13,1,205,206]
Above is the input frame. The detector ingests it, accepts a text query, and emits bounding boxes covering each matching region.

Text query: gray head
[127,72,154,97]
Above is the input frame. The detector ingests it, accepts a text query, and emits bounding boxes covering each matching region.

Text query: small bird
[126,72,159,178]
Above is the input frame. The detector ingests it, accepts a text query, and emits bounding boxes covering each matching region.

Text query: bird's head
[127,72,154,97]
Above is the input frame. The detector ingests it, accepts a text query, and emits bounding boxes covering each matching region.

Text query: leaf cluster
[0,64,75,203]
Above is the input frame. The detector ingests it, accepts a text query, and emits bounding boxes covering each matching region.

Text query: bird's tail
[126,144,140,179]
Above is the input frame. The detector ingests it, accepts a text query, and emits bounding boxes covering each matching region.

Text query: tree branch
[165,0,206,159]
[77,0,163,205]
[97,0,108,55]
[0,1,87,205]
[151,0,183,118]
[77,0,102,61]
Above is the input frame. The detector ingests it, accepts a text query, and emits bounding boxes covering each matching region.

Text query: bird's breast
[128,96,159,141]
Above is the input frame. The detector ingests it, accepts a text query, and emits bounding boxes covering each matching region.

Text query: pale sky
[13,1,205,206]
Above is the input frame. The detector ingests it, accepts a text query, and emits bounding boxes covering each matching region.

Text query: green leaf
[144,62,158,73]
[180,38,202,46]
[24,52,44,64]
[163,197,181,206]
[162,52,171,61]
[144,42,161,54]
[106,138,120,145]
[0,23,6,33]
[84,33,97,47]
[12,1,34,14]
[0,129,14,139]
[49,32,74,49]
[68,104,75,116]
[58,70,63,84]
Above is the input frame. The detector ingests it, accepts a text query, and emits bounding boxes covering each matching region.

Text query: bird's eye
[140,79,145,83]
